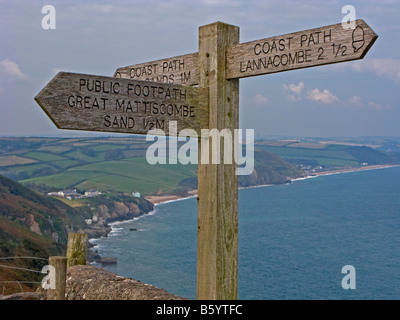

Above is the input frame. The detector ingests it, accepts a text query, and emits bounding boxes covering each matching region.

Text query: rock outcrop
[83,197,154,240]
[3,265,185,300]
[65,265,185,300]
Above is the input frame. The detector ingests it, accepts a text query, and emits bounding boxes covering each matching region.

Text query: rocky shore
[81,196,154,262]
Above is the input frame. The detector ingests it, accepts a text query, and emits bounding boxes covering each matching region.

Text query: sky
[0,0,399,138]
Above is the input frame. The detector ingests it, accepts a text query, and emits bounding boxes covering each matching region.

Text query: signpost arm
[197,21,240,300]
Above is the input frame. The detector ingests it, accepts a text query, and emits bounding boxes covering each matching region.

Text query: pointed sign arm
[35,72,208,136]
[225,19,378,79]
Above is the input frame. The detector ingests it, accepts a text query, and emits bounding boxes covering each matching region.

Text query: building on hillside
[48,189,80,198]
[84,189,102,197]
[59,189,78,197]
[132,191,141,198]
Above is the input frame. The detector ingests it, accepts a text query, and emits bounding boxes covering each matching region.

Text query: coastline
[309,164,400,177]
[145,190,198,205]
[145,164,400,206]
[89,164,399,262]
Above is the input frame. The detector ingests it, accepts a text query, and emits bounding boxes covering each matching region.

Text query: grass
[0,155,37,166]
[55,197,84,207]
[66,157,197,194]
[90,144,127,152]
[21,171,105,189]
[20,155,196,195]
[64,149,104,162]
[255,144,360,167]
[5,136,393,197]
[23,151,67,162]
[75,174,161,194]
[36,144,75,154]
[50,159,80,169]
[8,163,55,174]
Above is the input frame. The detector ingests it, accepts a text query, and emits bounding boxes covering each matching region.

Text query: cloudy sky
[0,0,399,138]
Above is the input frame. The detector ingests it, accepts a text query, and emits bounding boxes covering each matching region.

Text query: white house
[84,189,102,197]
[132,191,141,198]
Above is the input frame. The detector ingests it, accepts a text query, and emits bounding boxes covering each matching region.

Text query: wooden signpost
[114,52,199,86]
[226,19,377,79]
[35,72,208,137]
[35,19,377,300]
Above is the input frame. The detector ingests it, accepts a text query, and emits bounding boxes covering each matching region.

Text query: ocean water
[90,166,400,300]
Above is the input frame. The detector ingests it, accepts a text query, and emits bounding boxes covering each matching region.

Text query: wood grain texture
[226,19,378,79]
[35,72,208,137]
[114,53,199,86]
[66,232,88,268]
[47,256,67,300]
[197,21,239,300]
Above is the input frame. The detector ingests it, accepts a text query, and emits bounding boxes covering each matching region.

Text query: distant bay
[90,166,400,300]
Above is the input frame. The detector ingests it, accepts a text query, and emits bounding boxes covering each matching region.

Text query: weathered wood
[35,72,208,137]
[66,232,88,267]
[114,52,199,86]
[226,19,378,79]
[34,19,378,302]
[197,21,239,300]
[47,256,67,300]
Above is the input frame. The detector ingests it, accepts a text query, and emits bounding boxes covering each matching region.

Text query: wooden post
[197,22,240,300]
[47,256,67,300]
[66,232,88,267]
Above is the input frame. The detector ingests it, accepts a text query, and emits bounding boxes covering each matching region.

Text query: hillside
[2,137,399,196]
[255,138,400,174]
[0,174,83,248]
[0,174,155,295]
[239,150,304,187]
[0,174,76,294]
[0,137,305,196]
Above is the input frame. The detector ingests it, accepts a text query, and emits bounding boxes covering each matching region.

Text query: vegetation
[1,136,399,197]
[255,141,400,168]
[0,174,79,295]
[1,135,399,295]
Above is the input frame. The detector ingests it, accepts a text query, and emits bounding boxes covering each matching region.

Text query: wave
[291,175,319,182]
[239,183,273,190]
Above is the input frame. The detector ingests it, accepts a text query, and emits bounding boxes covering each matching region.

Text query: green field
[1,136,399,196]
[9,163,55,174]
[24,151,68,162]
[2,137,197,195]
[255,144,361,167]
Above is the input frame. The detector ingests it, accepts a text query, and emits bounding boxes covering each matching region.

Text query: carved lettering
[227,20,377,80]
[68,95,107,109]
[104,115,135,129]
[114,53,198,86]
[240,49,313,73]
[35,72,207,136]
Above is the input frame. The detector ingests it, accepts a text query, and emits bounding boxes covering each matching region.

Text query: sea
[90,166,400,300]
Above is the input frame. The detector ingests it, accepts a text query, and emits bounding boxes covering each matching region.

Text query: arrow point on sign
[356,19,378,59]
[35,72,65,130]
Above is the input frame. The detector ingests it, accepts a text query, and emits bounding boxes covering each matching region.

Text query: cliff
[78,194,154,239]
[0,175,154,293]
[238,150,305,187]
[0,175,77,294]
